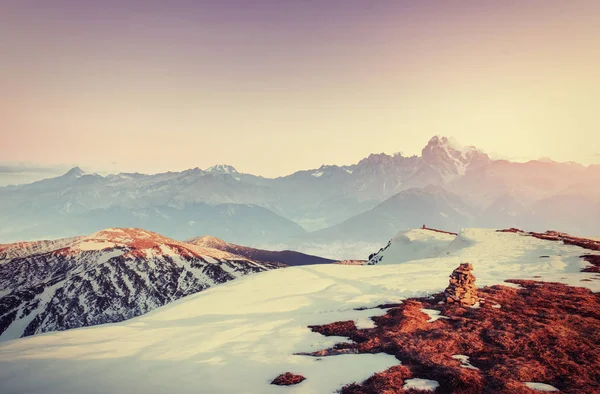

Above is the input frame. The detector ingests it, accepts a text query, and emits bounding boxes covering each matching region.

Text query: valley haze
[1,136,599,259]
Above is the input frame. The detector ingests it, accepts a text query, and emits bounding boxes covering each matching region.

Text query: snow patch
[420,308,449,323]
[206,164,237,174]
[0,281,62,341]
[354,308,389,329]
[452,354,479,370]
[524,382,559,391]
[403,378,440,392]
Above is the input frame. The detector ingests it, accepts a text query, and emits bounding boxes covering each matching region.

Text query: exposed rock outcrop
[271,372,306,386]
[334,260,366,265]
[310,281,600,393]
[444,263,478,306]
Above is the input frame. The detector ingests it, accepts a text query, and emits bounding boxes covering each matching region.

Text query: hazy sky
[2,0,599,182]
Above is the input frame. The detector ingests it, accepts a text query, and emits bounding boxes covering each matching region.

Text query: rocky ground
[270,372,306,386]
[304,280,600,393]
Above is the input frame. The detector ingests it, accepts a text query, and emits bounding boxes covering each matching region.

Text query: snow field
[0,229,598,393]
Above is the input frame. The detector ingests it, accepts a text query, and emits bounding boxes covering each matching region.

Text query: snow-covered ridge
[0,228,282,342]
[0,237,84,260]
[1,228,252,261]
[0,228,599,394]
[368,228,457,265]
[186,235,336,266]
[205,164,239,175]
[370,228,600,290]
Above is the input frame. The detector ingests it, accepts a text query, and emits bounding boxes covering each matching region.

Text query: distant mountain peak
[181,167,204,176]
[421,136,489,180]
[206,164,238,175]
[538,157,556,163]
[356,152,393,167]
[90,227,161,242]
[186,235,228,249]
[426,135,465,151]
[427,135,444,145]
[63,166,85,178]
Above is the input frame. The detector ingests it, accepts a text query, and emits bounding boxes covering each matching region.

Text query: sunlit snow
[524,382,560,391]
[452,354,479,370]
[0,229,598,393]
[420,308,449,323]
[403,378,440,391]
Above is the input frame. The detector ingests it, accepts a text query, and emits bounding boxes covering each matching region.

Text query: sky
[1,0,599,184]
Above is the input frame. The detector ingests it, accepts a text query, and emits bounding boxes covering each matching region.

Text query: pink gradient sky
[1,1,599,181]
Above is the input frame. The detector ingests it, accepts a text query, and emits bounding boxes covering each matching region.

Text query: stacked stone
[444,263,478,306]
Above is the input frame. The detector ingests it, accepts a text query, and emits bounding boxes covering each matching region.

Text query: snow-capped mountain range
[0,228,283,341]
[1,136,599,258]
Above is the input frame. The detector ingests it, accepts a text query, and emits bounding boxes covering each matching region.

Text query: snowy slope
[368,228,457,264]
[0,229,599,394]
[370,228,600,283]
[0,228,282,342]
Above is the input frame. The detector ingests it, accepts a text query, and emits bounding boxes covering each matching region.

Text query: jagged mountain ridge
[0,228,283,341]
[1,136,599,247]
[187,235,336,266]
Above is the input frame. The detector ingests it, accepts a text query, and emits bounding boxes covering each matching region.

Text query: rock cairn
[444,263,478,306]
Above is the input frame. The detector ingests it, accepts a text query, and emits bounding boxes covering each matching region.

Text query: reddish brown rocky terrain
[581,255,600,273]
[497,228,600,251]
[271,372,306,386]
[303,280,600,393]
